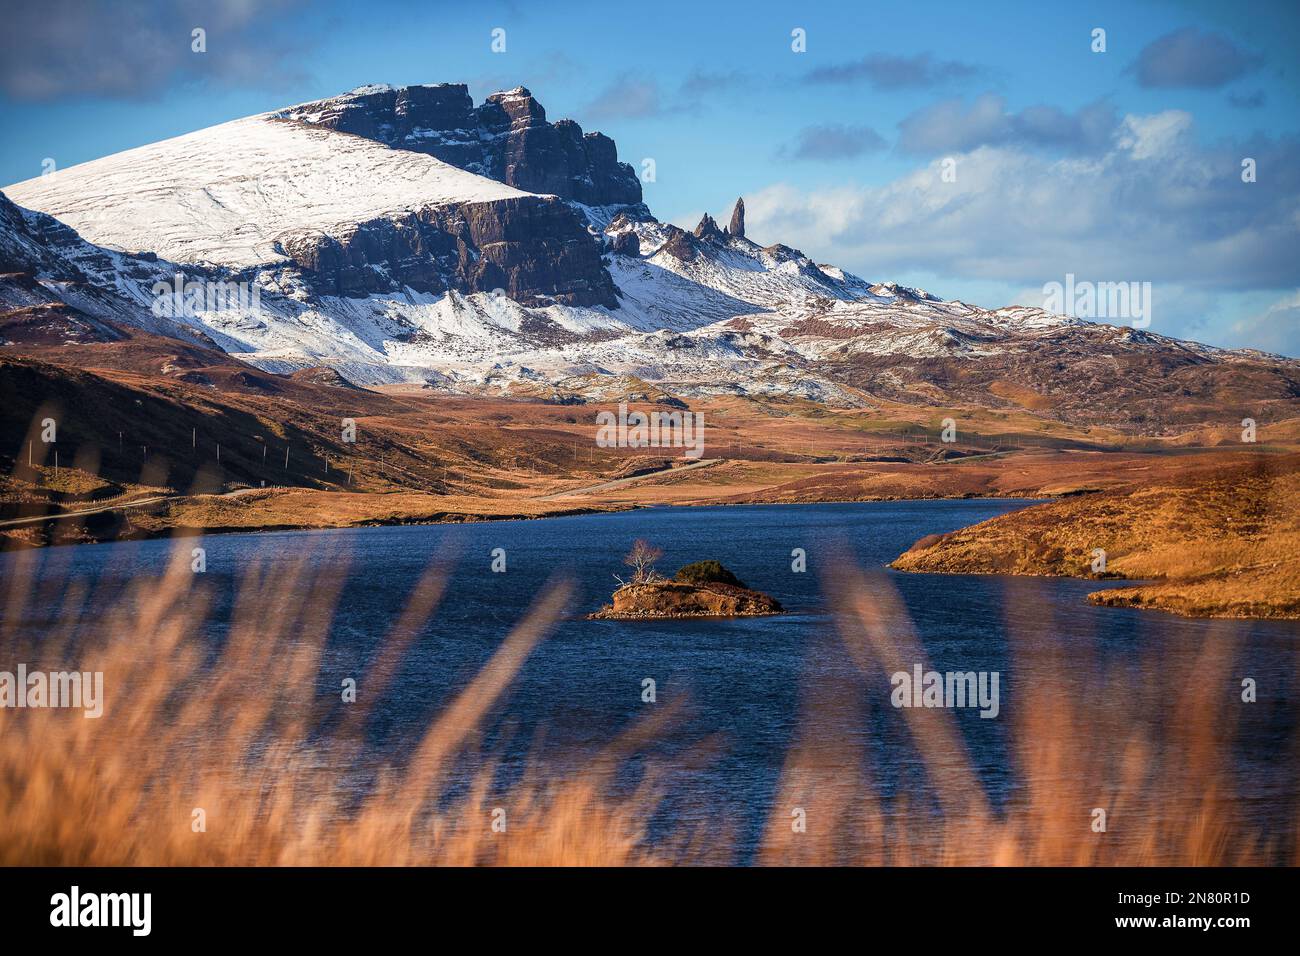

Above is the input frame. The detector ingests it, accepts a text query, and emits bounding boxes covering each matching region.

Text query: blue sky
[2,0,1297,353]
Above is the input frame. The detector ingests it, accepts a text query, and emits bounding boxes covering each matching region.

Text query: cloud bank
[897,94,1117,155]
[746,111,1300,348]
[0,0,309,101]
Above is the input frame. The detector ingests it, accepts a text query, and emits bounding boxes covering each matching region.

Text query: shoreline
[6,479,1294,624]
[0,487,1043,552]
[889,453,1300,622]
[0,498,636,551]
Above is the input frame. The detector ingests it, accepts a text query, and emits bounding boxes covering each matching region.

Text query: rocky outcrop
[0,191,71,278]
[445,197,617,306]
[657,213,734,262]
[728,197,745,238]
[693,213,725,242]
[659,224,700,261]
[267,84,636,306]
[277,84,642,207]
[288,366,362,389]
[278,195,618,306]
[610,230,640,257]
[589,579,783,619]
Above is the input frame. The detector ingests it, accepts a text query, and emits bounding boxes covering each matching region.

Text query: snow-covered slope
[4,82,1296,431]
[5,115,526,270]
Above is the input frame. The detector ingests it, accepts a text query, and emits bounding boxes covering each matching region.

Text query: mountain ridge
[3,82,1298,433]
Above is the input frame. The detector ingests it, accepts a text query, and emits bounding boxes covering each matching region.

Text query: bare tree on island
[619,539,663,586]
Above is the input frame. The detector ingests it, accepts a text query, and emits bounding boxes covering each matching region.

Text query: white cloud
[1231,291,1300,356]
[744,111,1299,351]
[897,93,1116,155]
[753,116,1292,272]
[1115,110,1193,160]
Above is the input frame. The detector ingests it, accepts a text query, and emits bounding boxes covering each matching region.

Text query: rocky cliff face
[276,84,642,207]
[278,194,617,306]
[263,84,636,306]
[0,190,84,282]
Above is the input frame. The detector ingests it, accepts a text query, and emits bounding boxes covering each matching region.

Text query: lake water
[2,499,1296,860]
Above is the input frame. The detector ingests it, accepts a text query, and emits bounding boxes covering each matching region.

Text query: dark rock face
[608,205,656,227]
[610,230,640,257]
[0,191,83,281]
[447,197,617,305]
[279,195,618,307]
[728,197,745,238]
[270,85,638,307]
[693,213,725,242]
[0,190,201,343]
[661,225,700,262]
[278,84,642,207]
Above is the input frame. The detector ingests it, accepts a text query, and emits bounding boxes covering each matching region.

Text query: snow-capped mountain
[3,83,1297,430]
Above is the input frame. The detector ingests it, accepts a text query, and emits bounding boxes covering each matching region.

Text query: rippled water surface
[4,499,1295,857]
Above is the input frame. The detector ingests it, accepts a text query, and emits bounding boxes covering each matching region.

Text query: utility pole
[192,428,196,448]
[284,446,289,469]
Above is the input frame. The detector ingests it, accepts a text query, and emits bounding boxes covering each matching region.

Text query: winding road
[535,458,720,501]
[0,495,172,529]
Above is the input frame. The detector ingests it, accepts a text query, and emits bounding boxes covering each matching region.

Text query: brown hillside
[892,453,1300,619]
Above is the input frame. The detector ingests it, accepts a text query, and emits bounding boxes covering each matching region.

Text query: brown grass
[138,487,626,533]
[0,539,675,865]
[1,527,1293,866]
[893,453,1300,619]
[1,404,1294,864]
[7,346,1298,551]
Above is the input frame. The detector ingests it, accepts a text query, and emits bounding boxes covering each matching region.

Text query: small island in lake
[589,543,784,620]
